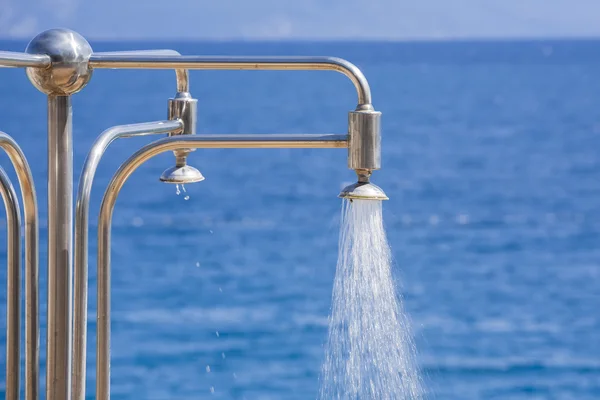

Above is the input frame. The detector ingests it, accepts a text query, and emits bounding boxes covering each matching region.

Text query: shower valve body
[348,109,381,171]
[160,92,205,183]
[167,91,197,162]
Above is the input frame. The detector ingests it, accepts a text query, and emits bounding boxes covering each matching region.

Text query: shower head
[339,170,388,201]
[339,181,388,201]
[340,108,387,200]
[159,164,204,184]
[160,91,204,184]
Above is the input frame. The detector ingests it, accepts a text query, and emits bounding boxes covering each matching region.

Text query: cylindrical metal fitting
[168,92,197,136]
[161,92,204,184]
[348,109,381,171]
[167,92,197,159]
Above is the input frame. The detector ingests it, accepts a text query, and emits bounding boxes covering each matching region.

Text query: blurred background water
[0,39,599,399]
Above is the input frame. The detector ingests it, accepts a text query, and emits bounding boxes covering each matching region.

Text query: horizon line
[2,33,600,44]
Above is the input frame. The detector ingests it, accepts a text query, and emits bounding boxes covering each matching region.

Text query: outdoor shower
[0,28,387,400]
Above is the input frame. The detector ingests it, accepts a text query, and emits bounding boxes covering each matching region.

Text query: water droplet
[209,230,213,234]
[195,262,200,267]
[219,287,223,292]
[182,184,186,193]
[206,365,211,373]
[184,195,190,200]
[215,331,220,337]
[175,184,181,195]
[233,373,237,379]
[210,386,215,394]
[132,217,144,227]
[221,352,226,359]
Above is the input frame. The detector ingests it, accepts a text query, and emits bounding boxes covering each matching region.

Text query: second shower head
[159,163,204,184]
[160,91,204,184]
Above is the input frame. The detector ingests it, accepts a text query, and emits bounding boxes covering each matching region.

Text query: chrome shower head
[160,91,204,184]
[159,164,204,184]
[339,169,388,201]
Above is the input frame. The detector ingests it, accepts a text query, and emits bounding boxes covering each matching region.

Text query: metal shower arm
[88,55,373,109]
[0,166,21,400]
[92,50,189,93]
[0,132,40,400]
[0,51,51,68]
[72,119,184,400]
[95,132,346,400]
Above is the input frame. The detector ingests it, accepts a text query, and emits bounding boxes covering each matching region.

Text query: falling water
[318,199,422,400]
[175,184,190,200]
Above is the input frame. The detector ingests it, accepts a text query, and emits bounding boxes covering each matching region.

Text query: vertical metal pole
[0,166,22,400]
[47,95,73,400]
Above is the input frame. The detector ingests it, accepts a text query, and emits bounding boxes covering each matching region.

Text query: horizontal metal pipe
[96,132,346,400]
[71,119,183,400]
[0,51,51,68]
[91,50,189,92]
[0,133,40,400]
[88,55,372,107]
[133,133,347,150]
[0,166,21,400]
[92,50,182,57]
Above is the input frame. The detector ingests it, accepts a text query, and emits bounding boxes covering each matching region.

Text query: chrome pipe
[92,50,189,93]
[95,133,346,399]
[0,166,21,400]
[88,55,372,108]
[47,95,73,400]
[160,93,201,183]
[0,50,51,68]
[71,120,184,400]
[348,110,381,171]
[0,132,40,400]
[24,29,93,400]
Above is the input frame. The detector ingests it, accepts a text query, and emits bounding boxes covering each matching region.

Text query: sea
[0,39,599,399]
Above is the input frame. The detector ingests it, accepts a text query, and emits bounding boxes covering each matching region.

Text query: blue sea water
[0,39,600,399]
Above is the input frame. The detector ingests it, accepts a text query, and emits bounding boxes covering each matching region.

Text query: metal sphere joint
[25,28,93,95]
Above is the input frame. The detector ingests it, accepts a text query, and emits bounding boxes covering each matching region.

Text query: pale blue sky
[1,0,600,40]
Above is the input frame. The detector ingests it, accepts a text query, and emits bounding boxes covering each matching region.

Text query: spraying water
[318,199,422,400]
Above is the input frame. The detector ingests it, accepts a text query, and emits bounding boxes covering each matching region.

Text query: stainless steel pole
[0,132,41,400]
[0,167,21,400]
[47,95,73,400]
[0,50,51,68]
[88,55,372,109]
[92,50,189,93]
[71,120,183,400]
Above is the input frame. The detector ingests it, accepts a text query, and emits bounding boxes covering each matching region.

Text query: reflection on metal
[0,133,40,400]
[0,27,383,400]
[71,120,183,400]
[0,166,21,400]
[339,169,388,201]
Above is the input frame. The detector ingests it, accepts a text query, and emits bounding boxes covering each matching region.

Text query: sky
[1,0,600,40]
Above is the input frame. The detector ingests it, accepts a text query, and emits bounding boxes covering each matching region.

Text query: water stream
[318,199,423,399]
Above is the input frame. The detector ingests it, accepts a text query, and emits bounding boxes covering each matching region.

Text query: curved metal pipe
[95,133,346,399]
[0,132,40,400]
[88,55,372,108]
[71,120,183,400]
[0,166,21,400]
[91,50,189,93]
